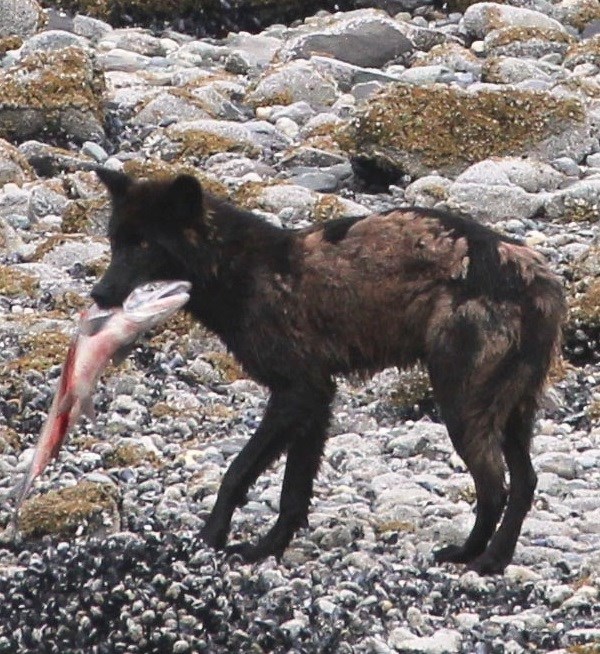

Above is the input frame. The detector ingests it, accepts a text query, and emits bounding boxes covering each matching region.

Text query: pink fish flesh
[13,280,191,513]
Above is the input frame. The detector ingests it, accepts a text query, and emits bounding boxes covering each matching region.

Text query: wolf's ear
[96,168,132,197]
[167,174,204,227]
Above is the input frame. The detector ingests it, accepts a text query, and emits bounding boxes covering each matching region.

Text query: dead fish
[13,280,191,515]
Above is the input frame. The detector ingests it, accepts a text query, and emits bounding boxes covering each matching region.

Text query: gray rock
[311,55,402,93]
[551,156,581,176]
[398,64,454,85]
[252,183,317,217]
[96,48,153,72]
[18,140,97,174]
[454,157,565,192]
[394,20,447,51]
[533,451,582,479]
[19,30,90,57]
[483,27,574,59]
[111,29,167,57]
[543,179,600,221]
[0,0,42,38]
[447,183,546,222]
[280,14,414,68]
[225,32,281,70]
[280,147,348,169]
[81,141,108,163]
[189,86,246,121]
[405,175,452,206]
[289,171,339,192]
[462,3,569,39]
[166,118,290,158]
[28,185,68,219]
[0,183,29,218]
[388,627,462,653]
[132,92,211,126]
[247,60,339,110]
[73,14,113,41]
[587,152,600,168]
[352,81,386,102]
[270,101,315,126]
[40,239,108,269]
[483,57,560,84]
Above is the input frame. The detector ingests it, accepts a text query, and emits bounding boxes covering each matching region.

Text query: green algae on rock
[0,47,105,144]
[338,83,590,178]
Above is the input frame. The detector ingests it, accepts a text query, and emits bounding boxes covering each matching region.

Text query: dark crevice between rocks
[42,0,434,38]
[563,324,600,367]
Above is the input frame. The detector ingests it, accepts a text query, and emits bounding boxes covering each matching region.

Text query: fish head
[92,169,205,309]
[123,281,191,326]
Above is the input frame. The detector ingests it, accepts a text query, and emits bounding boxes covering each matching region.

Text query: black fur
[93,171,566,574]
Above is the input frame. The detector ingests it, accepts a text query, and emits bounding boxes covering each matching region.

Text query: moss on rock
[565,34,600,68]
[62,197,108,234]
[337,83,587,177]
[9,330,71,373]
[560,0,600,31]
[204,351,245,382]
[485,25,574,49]
[18,481,118,538]
[0,47,105,143]
[168,127,254,160]
[103,443,161,468]
[390,365,433,409]
[311,194,348,223]
[0,264,39,298]
[0,35,23,56]
[0,426,20,453]
[122,158,230,198]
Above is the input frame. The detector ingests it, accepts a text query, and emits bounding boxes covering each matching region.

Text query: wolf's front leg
[200,381,335,555]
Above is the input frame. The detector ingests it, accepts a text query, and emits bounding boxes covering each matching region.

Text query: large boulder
[279,12,414,68]
[0,47,105,145]
[338,83,596,178]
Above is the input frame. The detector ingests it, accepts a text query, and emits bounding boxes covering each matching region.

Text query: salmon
[13,280,191,515]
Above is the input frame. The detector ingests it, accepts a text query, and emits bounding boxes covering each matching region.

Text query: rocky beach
[0,0,599,651]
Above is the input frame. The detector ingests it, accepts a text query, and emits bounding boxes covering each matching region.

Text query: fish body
[14,280,191,512]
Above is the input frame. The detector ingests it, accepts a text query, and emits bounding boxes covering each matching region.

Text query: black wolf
[92,169,566,575]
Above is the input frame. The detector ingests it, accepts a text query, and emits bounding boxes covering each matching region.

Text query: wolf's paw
[467,553,508,576]
[433,544,476,564]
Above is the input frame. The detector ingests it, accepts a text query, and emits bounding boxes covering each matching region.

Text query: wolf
[92,169,566,575]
